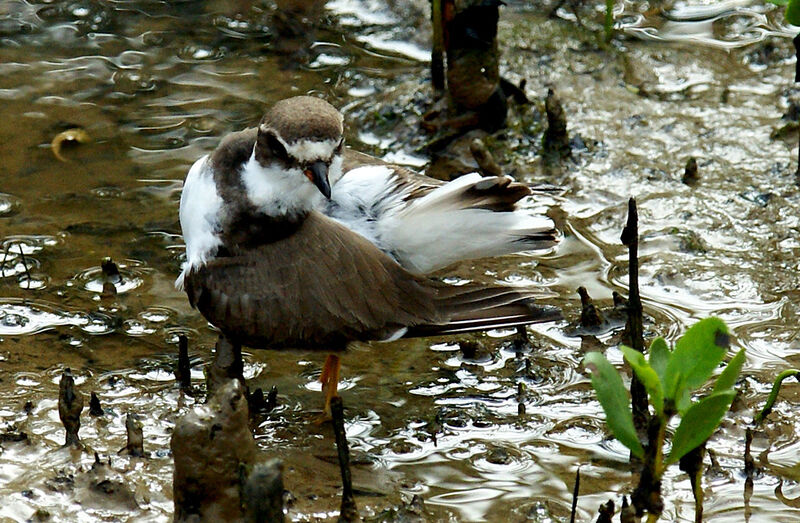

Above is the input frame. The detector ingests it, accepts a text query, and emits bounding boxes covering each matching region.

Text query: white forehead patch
[285,138,340,163]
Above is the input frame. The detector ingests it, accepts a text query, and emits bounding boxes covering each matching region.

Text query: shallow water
[1,0,800,521]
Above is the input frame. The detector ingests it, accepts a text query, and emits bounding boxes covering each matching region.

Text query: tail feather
[404,284,561,338]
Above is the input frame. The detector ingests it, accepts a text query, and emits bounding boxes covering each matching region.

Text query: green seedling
[754,368,800,425]
[604,0,615,41]
[584,317,745,521]
[768,0,800,25]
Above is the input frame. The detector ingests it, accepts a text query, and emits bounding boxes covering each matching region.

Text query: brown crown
[259,96,343,144]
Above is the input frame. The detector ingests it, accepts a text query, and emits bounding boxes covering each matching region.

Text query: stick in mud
[569,467,580,523]
[58,368,83,448]
[682,157,699,185]
[620,496,636,523]
[543,88,571,160]
[206,334,245,393]
[331,396,358,522]
[620,197,649,432]
[175,334,191,391]
[119,412,144,457]
[578,287,604,328]
[595,500,614,523]
[794,34,800,178]
[744,427,754,521]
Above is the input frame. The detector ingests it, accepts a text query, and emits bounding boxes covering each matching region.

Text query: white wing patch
[327,167,556,274]
[176,155,223,289]
[325,165,406,249]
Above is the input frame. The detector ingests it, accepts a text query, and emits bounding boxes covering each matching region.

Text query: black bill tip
[305,161,331,199]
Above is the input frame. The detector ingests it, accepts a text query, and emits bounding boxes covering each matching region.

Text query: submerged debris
[58,368,83,448]
[51,127,91,162]
[242,460,285,523]
[248,385,278,420]
[101,257,123,285]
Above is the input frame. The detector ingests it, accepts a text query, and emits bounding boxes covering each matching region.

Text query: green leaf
[713,348,746,393]
[621,345,664,417]
[666,390,736,465]
[768,0,789,6]
[787,0,800,25]
[664,318,729,401]
[649,337,670,385]
[676,387,692,416]
[583,352,644,458]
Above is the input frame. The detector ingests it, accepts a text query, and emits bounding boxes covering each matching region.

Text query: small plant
[584,317,745,521]
[769,0,800,25]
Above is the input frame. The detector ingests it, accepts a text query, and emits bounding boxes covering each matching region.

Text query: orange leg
[319,353,341,419]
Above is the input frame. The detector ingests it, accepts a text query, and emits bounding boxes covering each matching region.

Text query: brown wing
[184,212,444,350]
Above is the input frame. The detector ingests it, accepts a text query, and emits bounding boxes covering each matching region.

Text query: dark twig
[0,242,10,278]
[794,34,800,178]
[620,198,649,433]
[431,0,445,92]
[331,396,358,522]
[744,428,754,522]
[569,467,580,523]
[679,443,706,523]
[17,244,31,288]
[175,334,192,391]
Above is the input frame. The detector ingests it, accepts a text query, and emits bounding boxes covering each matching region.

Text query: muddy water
[1,0,799,521]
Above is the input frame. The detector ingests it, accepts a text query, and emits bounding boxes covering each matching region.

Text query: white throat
[240,150,323,217]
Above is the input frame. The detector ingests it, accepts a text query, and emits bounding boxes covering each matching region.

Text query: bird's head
[254,96,344,200]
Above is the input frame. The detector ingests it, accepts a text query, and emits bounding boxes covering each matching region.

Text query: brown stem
[621,198,649,433]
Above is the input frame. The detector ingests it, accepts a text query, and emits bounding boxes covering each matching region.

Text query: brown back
[184,211,444,350]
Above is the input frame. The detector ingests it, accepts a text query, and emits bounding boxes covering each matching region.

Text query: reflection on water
[1,0,800,520]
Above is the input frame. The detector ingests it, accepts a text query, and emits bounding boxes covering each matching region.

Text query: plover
[177,96,560,413]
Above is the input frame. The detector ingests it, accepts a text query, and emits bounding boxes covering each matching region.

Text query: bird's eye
[265,132,290,163]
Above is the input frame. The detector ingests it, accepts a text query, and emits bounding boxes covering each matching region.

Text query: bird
[176,95,560,414]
